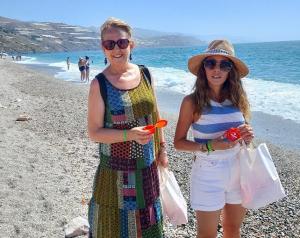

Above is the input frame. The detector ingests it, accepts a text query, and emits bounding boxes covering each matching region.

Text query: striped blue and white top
[192,99,245,144]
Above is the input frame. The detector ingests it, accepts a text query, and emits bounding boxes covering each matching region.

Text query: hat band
[205,48,232,55]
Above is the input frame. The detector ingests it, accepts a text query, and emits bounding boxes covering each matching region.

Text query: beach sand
[0,60,299,237]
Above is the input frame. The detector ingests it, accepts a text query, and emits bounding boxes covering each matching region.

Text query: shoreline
[1,60,299,237]
[17,60,300,151]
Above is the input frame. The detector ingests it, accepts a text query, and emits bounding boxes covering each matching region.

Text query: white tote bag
[239,143,286,209]
[158,166,188,226]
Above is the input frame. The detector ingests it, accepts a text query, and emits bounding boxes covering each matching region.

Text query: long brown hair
[191,60,251,121]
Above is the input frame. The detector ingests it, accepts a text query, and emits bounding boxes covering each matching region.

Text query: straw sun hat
[188,39,249,78]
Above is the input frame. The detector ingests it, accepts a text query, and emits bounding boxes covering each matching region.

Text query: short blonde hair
[100,17,132,40]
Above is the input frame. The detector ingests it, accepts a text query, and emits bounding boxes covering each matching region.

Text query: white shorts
[190,146,242,211]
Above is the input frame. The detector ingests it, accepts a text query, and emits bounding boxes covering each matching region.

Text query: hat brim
[188,52,249,78]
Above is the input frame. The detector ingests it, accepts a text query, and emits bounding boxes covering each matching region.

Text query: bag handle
[240,140,255,168]
[158,165,171,187]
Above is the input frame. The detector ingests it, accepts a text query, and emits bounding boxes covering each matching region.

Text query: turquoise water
[137,41,300,85]
[24,41,300,84]
[20,40,300,123]
[237,41,300,84]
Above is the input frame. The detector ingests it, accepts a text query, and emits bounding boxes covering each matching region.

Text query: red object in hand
[224,128,241,141]
[143,125,156,134]
[143,119,168,134]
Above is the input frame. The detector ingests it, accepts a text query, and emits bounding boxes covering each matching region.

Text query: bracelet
[206,140,214,153]
[159,149,167,155]
[123,129,127,142]
[160,142,166,148]
[200,143,207,152]
[206,142,209,151]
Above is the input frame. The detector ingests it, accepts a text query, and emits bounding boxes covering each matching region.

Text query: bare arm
[174,95,202,152]
[147,70,168,167]
[87,78,152,144]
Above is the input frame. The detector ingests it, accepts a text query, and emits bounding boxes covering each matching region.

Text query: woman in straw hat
[87,17,168,238]
[174,39,254,237]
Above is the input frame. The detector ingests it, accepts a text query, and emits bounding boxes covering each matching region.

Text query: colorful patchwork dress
[88,66,164,238]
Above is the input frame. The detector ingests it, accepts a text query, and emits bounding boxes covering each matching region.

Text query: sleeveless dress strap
[95,73,107,103]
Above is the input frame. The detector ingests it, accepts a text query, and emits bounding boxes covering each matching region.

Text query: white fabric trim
[205,48,231,55]
[196,112,245,125]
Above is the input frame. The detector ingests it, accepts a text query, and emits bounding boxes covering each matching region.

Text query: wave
[152,67,300,123]
[243,78,300,123]
[19,56,300,124]
[16,56,46,65]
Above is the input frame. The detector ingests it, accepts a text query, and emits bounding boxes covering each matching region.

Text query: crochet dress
[88,67,164,238]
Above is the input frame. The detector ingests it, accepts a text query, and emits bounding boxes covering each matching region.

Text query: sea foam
[151,67,300,123]
[20,56,300,124]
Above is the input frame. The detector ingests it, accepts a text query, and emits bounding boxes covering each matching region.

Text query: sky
[1,0,300,42]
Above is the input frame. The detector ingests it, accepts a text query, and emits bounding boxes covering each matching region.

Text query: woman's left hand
[157,148,169,168]
[238,124,254,144]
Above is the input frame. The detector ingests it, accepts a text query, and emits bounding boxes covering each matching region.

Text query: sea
[18,40,300,125]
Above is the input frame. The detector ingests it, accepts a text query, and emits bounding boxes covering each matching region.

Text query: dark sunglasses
[203,59,233,72]
[102,39,130,50]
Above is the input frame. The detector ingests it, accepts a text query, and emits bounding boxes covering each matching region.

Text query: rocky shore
[0,60,299,237]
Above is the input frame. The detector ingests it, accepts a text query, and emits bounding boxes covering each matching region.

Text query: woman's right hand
[211,136,241,151]
[128,126,153,145]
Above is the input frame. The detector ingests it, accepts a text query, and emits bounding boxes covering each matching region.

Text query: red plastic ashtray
[224,128,241,141]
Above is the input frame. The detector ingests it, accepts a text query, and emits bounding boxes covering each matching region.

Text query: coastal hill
[0,16,205,53]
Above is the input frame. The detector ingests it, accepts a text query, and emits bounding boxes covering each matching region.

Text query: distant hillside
[0,16,100,53]
[0,16,205,53]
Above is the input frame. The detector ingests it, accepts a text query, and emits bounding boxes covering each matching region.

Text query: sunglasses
[203,59,233,72]
[102,39,130,50]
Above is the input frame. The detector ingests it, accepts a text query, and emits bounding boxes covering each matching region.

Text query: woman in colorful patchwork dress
[174,40,254,238]
[87,17,168,238]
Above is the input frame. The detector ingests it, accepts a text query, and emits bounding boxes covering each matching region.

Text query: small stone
[64,216,89,238]
[0,103,7,108]
[16,114,31,121]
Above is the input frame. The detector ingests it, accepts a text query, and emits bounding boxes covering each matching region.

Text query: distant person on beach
[174,40,254,238]
[66,57,70,70]
[78,57,86,81]
[87,17,168,238]
[85,56,90,82]
[1,52,7,59]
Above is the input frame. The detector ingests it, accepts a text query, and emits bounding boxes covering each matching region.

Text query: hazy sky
[1,0,300,42]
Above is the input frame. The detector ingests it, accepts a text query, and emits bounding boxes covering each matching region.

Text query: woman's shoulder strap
[95,73,107,103]
[138,64,151,85]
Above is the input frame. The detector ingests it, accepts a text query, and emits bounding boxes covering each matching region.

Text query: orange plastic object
[143,125,156,134]
[143,119,168,134]
[155,119,168,128]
